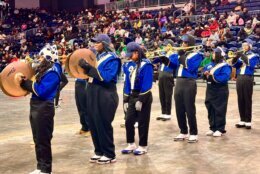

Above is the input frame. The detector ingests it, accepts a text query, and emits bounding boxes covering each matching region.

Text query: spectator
[135,33,143,45]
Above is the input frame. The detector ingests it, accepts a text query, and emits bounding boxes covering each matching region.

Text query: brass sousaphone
[65,49,96,79]
[0,61,35,97]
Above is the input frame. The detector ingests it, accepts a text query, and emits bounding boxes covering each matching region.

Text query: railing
[105,0,197,11]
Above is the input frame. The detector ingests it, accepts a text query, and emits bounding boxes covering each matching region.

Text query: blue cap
[181,34,195,46]
[91,34,111,45]
[229,47,238,52]
[125,42,141,58]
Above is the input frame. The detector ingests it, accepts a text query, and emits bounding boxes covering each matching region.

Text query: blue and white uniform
[32,62,62,100]
[169,51,203,138]
[123,58,153,102]
[21,59,62,173]
[233,51,260,126]
[203,61,232,133]
[82,50,121,160]
[123,58,153,152]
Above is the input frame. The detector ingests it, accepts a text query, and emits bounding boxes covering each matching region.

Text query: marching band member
[233,39,259,129]
[166,34,203,143]
[122,60,137,127]
[121,42,153,155]
[153,40,175,121]
[203,47,232,137]
[18,45,62,174]
[78,34,121,164]
[75,78,90,136]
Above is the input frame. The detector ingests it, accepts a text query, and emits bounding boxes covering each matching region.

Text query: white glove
[135,101,143,111]
[123,103,128,112]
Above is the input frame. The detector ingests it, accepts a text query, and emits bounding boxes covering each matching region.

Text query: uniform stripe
[210,62,227,82]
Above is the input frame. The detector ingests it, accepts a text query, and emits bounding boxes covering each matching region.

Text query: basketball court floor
[0,81,260,174]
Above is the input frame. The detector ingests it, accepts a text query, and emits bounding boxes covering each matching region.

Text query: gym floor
[0,81,260,174]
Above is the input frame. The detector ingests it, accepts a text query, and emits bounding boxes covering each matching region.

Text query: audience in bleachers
[0,0,259,72]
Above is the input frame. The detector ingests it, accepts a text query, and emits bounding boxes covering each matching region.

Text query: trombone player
[232,39,259,129]
[164,34,203,143]
[152,40,175,121]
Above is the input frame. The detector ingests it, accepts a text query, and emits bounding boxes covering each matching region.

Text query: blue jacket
[32,62,62,101]
[203,61,232,84]
[90,52,121,84]
[152,57,174,73]
[232,51,259,76]
[123,61,137,96]
[168,52,203,79]
[123,58,153,102]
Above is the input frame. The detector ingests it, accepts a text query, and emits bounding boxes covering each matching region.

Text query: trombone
[145,44,203,59]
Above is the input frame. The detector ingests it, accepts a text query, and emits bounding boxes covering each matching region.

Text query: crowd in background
[0,0,259,72]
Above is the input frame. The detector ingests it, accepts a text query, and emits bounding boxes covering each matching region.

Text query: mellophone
[0,49,96,97]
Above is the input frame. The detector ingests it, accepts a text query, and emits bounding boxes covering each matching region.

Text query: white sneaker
[121,143,137,154]
[174,134,189,141]
[213,130,222,137]
[97,156,116,164]
[161,114,171,121]
[89,155,102,163]
[40,172,52,174]
[188,135,198,143]
[206,130,214,136]
[133,146,148,155]
[134,122,138,128]
[29,169,41,174]
[156,114,165,120]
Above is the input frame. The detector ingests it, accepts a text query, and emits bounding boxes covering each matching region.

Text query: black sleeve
[20,79,34,93]
[59,73,68,90]
[87,67,103,81]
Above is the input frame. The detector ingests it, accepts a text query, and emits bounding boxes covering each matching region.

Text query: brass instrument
[146,45,203,59]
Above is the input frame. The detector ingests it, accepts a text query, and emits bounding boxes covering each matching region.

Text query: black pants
[86,83,118,158]
[174,78,198,135]
[75,80,89,131]
[30,99,54,173]
[125,92,152,146]
[205,83,229,133]
[158,71,174,115]
[236,75,254,122]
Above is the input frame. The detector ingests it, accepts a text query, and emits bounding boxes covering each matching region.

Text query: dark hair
[35,59,53,83]
[213,52,224,63]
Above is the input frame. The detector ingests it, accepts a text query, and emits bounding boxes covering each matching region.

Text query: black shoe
[245,125,251,129]
[156,117,163,120]
[161,118,171,121]
[235,124,246,128]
